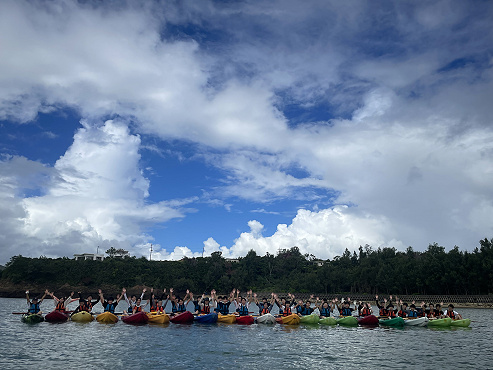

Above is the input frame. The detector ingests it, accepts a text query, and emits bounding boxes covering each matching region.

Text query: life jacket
[82,301,92,312]
[55,301,65,312]
[408,310,418,318]
[387,310,396,318]
[193,301,201,312]
[217,302,230,315]
[434,309,443,317]
[445,310,455,319]
[133,305,142,313]
[237,304,249,316]
[341,307,352,317]
[201,305,210,314]
[296,306,303,314]
[282,306,292,317]
[426,310,434,318]
[302,306,313,316]
[360,307,371,316]
[398,309,407,318]
[320,307,331,317]
[379,307,388,316]
[151,305,164,313]
[417,308,425,317]
[172,303,186,313]
[104,302,117,313]
[261,307,270,315]
[28,302,40,314]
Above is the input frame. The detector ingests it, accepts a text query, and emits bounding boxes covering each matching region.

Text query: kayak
[236,315,255,325]
[337,316,358,326]
[122,311,149,324]
[404,317,429,327]
[21,313,44,324]
[217,314,236,324]
[71,311,94,323]
[428,317,452,327]
[300,314,320,325]
[358,315,379,326]
[170,311,194,324]
[96,312,119,324]
[450,318,471,327]
[147,313,170,324]
[319,317,337,325]
[276,314,301,325]
[379,317,405,327]
[194,313,218,324]
[256,313,277,324]
[45,310,69,323]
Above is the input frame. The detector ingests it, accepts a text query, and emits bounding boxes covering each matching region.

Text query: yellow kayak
[217,314,236,324]
[147,313,170,324]
[96,311,119,324]
[71,311,94,323]
[276,314,301,325]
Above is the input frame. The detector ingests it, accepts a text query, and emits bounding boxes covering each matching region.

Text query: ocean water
[1,298,491,369]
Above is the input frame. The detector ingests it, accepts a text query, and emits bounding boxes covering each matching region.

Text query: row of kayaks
[21,311,471,328]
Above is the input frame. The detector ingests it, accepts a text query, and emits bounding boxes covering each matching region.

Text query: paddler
[212,290,234,315]
[25,289,49,315]
[397,300,408,318]
[149,288,167,313]
[71,299,89,317]
[170,288,191,316]
[434,302,444,317]
[49,291,76,312]
[316,299,334,318]
[131,296,149,314]
[77,291,100,312]
[358,302,372,317]
[375,295,389,317]
[407,303,418,318]
[273,294,293,316]
[122,287,146,315]
[98,289,123,314]
[336,298,354,317]
[443,304,462,320]
[254,292,274,315]
[234,290,253,316]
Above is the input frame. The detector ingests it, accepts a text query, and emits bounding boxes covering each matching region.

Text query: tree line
[1,238,492,295]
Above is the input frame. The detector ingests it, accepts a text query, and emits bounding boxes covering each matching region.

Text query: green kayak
[300,314,320,325]
[450,319,471,327]
[337,316,358,326]
[428,317,452,327]
[21,314,44,324]
[379,317,405,327]
[319,317,337,325]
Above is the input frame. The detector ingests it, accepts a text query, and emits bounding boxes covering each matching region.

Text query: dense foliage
[2,239,492,295]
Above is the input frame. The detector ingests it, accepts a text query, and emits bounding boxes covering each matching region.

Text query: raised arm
[98,289,104,303]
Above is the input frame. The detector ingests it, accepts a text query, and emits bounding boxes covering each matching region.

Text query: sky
[0,0,492,264]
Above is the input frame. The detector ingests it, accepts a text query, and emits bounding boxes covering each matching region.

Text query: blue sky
[0,0,492,263]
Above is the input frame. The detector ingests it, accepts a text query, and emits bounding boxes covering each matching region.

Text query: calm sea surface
[1,298,491,369]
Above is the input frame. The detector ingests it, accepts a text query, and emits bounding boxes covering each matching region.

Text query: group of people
[25,289,462,320]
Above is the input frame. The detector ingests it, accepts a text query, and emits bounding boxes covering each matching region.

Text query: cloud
[0,0,492,262]
[0,120,188,262]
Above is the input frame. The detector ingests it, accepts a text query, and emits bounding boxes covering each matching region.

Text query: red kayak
[236,315,254,325]
[358,315,379,326]
[170,311,194,324]
[122,311,149,324]
[45,310,69,323]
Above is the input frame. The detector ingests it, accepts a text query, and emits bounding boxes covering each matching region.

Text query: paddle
[12,312,28,315]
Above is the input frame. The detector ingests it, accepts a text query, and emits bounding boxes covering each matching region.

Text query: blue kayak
[194,313,218,324]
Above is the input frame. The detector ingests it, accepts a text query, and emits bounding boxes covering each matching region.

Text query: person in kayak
[336,298,354,317]
[71,299,90,317]
[443,304,462,320]
[425,302,435,318]
[48,291,76,312]
[122,287,146,315]
[385,302,397,318]
[357,302,372,317]
[170,289,191,316]
[98,289,123,314]
[434,302,444,317]
[131,296,149,314]
[274,294,293,316]
[254,292,274,315]
[375,295,389,317]
[25,289,49,314]
[407,304,419,318]
[300,295,315,316]
[316,299,334,318]
[149,288,167,313]
[233,290,253,316]
[77,292,100,312]
[397,300,408,318]
[212,290,234,315]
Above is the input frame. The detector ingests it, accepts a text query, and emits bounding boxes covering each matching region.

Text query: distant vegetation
[1,238,492,295]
